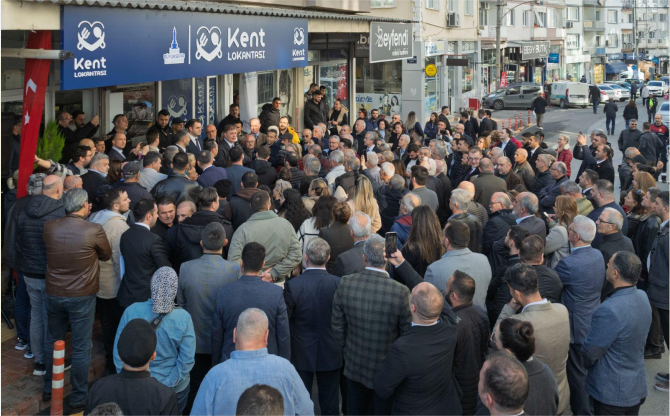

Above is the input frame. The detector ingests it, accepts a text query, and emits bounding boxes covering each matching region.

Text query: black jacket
[486,255,520,326]
[479,117,493,135]
[85,370,179,416]
[374,318,462,415]
[223,187,262,231]
[463,120,476,143]
[532,264,563,304]
[60,123,97,162]
[151,173,201,203]
[617,129,642,152]
[638,131,664,164]
[593,231,635,299]
[632,214,661,282]
[496,140,519,162]
[115,181,152,211]
[447,151,465,186]
[435,173,453,225]
[217,114,241,138]
[531,96,547,114]
[375,185,408,235]
[175,210,232,264]
[117,225,171,308]
[288,167,305,191]
[603,102,618,118]
[304,99,325,130]
[334,171,358,195]
[623,105,638,121]
[482,209,517,256]
[539,175,568,213]
[249,159,277,188]
[16,195,66,276]
[333,241,366,278]
[284,269,342,372]
[147,124,174,151]
[319,222,354,274]
[259,104,281,134]
[449,213,483,254]
[81,171,110,212]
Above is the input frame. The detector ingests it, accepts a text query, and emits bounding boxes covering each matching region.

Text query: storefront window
[425,56,438,117]
[355,58,402,117]
[462,53,476,94]
[107,84,155,141]
[161,79,193,122]
[320,63,349,111]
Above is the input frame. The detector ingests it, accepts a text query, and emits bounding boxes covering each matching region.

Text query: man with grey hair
[332,234,411,415]
[192,308,313,416]
[512,192,547,240]
[333,212,373,277]
[173,129,191,153]
[489,147,504,168]
[390,193,421,250]
[334,156,360,196]
[395,134,411,163]
[284,238,342,415]
[365,152,380,183]
[593,207,634,297]
[300,155,322,195]
[81,152,111,212]
[588,180,628,247]
[538,161,569,214]
[560,180,593,216]
[532,153,554,196]
[482,192,517,256]
[448,188,483,253]
[325,150,345,191]
[42,188,112,409]
[555,215,605,416]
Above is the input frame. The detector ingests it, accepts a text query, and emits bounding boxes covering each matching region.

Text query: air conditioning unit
[566,21,574,28]
[447,13,461,27]
[482,2,490,10]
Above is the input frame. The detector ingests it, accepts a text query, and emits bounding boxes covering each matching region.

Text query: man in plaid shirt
[332,234,411,415]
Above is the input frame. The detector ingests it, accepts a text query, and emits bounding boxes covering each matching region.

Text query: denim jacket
[113,300,196,393]
[582,286,652,407]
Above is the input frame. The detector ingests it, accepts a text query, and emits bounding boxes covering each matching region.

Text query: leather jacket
[151,172,202,203]
[43,214,112,297]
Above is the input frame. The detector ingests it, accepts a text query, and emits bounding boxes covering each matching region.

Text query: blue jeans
[176,385,190,414]
[15,271,31,343]
[606,117,616,134]
[625,119,630,130]
[593,100,600,114]
[43,294,96,405]
[25,276,48,363]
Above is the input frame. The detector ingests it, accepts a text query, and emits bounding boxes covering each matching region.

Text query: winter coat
[304,99,325,130]
[557,147,573,178]
[647,223,668,310]
[88,210,130,299]
[482,209,517,256]
[424,121,439,140]
[531,97,547,114]
[603,102,618,119]
[259,103,281,134]
[486,255,521,325]
[328,106,349,135]
[618,128,642,152]
[223,187,263,231]
[623,105,638,121]
[16,195,66,276]
[175,210,233,264]
[389,214,412,250]
[638,131,664,163]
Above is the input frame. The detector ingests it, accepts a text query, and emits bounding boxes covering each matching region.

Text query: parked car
[597,84,622,101]
[550,81,589,108]
[646,81,669,96]
[614,81,632,91]
[607,83,631,101]
[660,76,669,86]
[660,101,670,126]
[482,83,544,110]
[625,78,644,86]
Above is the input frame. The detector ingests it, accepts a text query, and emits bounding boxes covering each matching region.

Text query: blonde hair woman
[302,178,331,213]
[346,175,382,232]
[544,195,578,268]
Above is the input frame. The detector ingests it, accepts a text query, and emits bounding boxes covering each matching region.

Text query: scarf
[150,266,178,314]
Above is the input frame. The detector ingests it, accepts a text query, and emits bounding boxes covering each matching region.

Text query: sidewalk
[1,318,106,415]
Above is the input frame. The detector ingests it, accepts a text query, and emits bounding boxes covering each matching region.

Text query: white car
[660,101,670,126]
[606,83,630,101]
[646,81,669,97]
[597,84,621,101]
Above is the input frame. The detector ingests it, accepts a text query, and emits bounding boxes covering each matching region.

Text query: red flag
[17,31,52,198]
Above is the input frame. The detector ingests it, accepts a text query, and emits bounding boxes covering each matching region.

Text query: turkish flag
[17,31,52,198]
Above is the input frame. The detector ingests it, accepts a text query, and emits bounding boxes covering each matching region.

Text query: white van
[549,82,590,108]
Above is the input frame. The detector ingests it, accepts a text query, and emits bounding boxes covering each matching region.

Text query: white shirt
[303,267,327,272]
[522,298,548,313]
[516,215,533,224]
[411,320,440,327]
[190,135,201,151]
[365,266,389,277]
[135,222,150,231]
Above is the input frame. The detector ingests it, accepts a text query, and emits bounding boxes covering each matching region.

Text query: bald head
[410,282,444,323]
[64,175,83,191]
[458,181,476,198]
[79,138,95,152]
[514,148,528,164]
[479,158,494,172]
[234,308,269,351]
[42,175,64,199]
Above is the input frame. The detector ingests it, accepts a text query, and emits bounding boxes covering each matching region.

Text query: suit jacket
[482,209,517,256]
[186,136,204,154]
[527,146,544,173]
[497,301,571,415]
[583,287,652,407]
[479,117,493,135]
[373,319,462,416]
[81,171,110,212]
[517,215,547,241]
[581,146,616,184]
[332,241,366,277]
[284,269,342,372]
[319,222,354,274]
[496,140,518,161]
[332,268,412,389]
[196,165,228,188]
[425,248,492,308]
[449,213,483,254]
[539,175,568,214]
[107,148,126,162]
[116,225,171,308]
[473,171,507,210]
[588,202,629,247]
[211,275,290,364]
[555,246,605,344]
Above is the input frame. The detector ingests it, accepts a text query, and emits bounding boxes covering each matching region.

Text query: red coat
[557,147,573,178]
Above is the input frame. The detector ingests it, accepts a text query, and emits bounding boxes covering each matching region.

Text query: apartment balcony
[481,25,507,40]
[621,1,634,10]
[531,27,547,39]
[622,42,634,51]
[584,20,605,31]
[583,0,603,6]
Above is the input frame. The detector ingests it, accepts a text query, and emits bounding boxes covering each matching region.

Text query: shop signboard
[369,23,413,63]
[521,41,550,60]
[548,53,559,64]
[424,41,445,57]
[355,93,402,117]
[60,6,308,90]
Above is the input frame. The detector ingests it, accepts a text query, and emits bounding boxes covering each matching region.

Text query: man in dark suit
[587,180,628,247]
[81,153,111,212]
[483,192,517,256]
[574,131,607,180]
[374,282,461,416]
[460,148,482,183]
[333,212,371,277]
[151,152,202,203]
[496,128,518,161]
[539,161,569,214]
[218,125,240,168]
[522,132,544,173]
[478,109,492,134]
[107,132,127,162]
[116,199,171,309]
[513,192,547,241]
[582,143,615,185]
[555,215,606,416]
[332,235,411,415]
[185,119,205,154]
[211,242,290,364]
[196,150,227,188]
[284,238,342,416]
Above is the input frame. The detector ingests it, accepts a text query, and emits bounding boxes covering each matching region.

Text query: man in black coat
[284,238,342,416]
[259,98,282,134]
[538,161,569,215]
[57,110,100,163]
[217,103,241,138]
[147,109,174,151]
[522,132,545,173]
[374,282,461,416]
[151,153,202,203]
[483,192,517,257]
[496,128,518,161]
[592,207,634,299]
[478,109,493,135]
[574,131,607,180]
[333,212,372,277]
[587,180,629,247]
[486,226,527,326]
[116,162,152,211]
[518,236,563,304]
[531,154,555,197]
[116,199,171,308]
[81,153,111,212]
[304,91,326,130]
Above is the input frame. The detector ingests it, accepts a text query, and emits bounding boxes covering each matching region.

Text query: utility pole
[494,0,503,89]
[634,0,638,79]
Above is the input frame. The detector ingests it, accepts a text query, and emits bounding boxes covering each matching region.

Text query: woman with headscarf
[113,266,196,414]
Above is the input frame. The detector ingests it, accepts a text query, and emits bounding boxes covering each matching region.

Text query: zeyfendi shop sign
[60,6,308,90]
[369,22,413,63]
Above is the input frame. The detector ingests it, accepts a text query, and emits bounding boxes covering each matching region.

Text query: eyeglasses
[489,201,501,209]
[468,157,481,161]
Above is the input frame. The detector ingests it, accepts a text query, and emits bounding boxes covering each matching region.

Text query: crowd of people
[2,97,669,416]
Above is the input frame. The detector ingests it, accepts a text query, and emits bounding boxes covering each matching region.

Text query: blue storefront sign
[548,53,559,64]
[60,6,308,90]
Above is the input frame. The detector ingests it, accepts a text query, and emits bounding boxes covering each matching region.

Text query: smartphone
[543,212,551,218]
[385,232,398,258]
